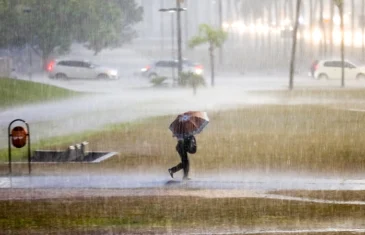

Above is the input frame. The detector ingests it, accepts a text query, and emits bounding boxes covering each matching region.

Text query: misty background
[2,0,365,79]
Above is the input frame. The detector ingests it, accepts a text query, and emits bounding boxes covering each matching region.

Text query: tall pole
[185,0,188,45]
[218,0,223,65]
[363,0,365,61]
[289,0,302,90]
[351,0,355,55]
[29,12,32,81]
[176,0,183,80]
[171,13,175,80]
[340,2,345,88]
[330,0,334,57]
[309,0,313,58]
[160,0,164,53]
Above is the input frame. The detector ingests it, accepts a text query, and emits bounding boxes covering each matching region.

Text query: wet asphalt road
[1,173,365,192]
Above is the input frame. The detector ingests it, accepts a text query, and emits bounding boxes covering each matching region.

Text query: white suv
[310,59,365,80]
[47,60,119,80]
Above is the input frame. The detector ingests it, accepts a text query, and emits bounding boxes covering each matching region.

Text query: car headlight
[195,68,203,75]
[108,70,118,76]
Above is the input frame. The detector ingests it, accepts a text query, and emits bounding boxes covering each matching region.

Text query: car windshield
[89,63,99,67]
[183,60,194,66]
[349,59,361,67]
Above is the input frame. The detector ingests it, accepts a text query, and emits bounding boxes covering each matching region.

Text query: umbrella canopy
[169,111,209,138]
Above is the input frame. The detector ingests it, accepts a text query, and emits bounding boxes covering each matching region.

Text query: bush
[150,76,168,86]
[179,72,206,87]
[179,72,206,95]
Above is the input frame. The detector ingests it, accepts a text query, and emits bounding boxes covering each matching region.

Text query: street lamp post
[176,0,183,78]
[171,13,175,80]
[160,0,164,53]
[23,8,32,81]
[218,0,223,65]
[159,7,187,84]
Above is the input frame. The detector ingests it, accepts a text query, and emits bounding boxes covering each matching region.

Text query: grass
[270,190,365,202]
[0,196,365,233]
[254,88,365,100]
[2,104,365,175]
[2,90,365,233]
[0,77,81,108]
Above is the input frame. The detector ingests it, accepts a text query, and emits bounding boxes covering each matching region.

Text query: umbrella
[169,111,209,138]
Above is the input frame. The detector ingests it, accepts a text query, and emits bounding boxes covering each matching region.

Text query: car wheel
[356,73,365,80]
[97,74,109,80]
[55,73,68,80]
[148,73,158,80]
[318,73,329,80]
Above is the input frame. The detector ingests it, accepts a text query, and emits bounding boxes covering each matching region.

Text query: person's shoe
[183,177,191,181]
[168,169,174,178]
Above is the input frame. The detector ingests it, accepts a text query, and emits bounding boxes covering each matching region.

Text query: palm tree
[289,0,302,90]
[362,0,365,61]
[334,0,345,87]
[189,24,228,87]
[351,0,355,55]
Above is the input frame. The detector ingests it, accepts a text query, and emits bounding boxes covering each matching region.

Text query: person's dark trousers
[169,140,190,178]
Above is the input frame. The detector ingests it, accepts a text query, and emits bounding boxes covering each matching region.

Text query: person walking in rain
[168,111,209,180]
[168,135,197,180]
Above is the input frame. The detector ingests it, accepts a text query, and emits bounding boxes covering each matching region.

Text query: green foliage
[150,76,167,86]
[0,0,24,48]
[188,24,228,50]
[114,0,143,45]
[22,0,78,60]
[189,24,227,87]
[0,77,80,108]
[76,0,123,55]
[0,0,143,63]
[179,72,206,87]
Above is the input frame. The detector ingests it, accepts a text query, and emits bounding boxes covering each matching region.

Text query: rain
[1,0,365,234]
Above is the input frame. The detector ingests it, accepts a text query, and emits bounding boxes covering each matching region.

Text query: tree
[76,0,143,55]
[114,0,143,46]
[334,0,345,87]
[189,24,228,87]
[22,0,79,67]
[289,0,302,90]
[1,0,143,67]
[362,0,365,61]
[179,72,206,95]
[75,0,123,55]
[0,0,24,49]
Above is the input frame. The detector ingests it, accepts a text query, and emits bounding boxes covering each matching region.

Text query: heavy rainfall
[1,0,365,234]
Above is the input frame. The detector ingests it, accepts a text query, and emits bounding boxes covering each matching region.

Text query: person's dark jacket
[184,135,197,154]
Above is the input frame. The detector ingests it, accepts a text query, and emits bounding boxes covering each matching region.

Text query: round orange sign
[11,126,27,148]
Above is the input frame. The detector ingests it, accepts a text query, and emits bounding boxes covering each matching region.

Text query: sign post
[8,119,31,174]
